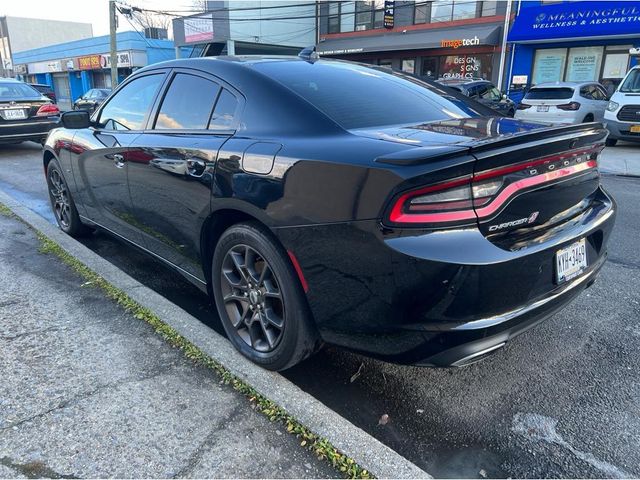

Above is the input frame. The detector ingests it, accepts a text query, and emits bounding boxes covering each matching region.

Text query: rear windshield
[0,82,42,100]
[620,69,640,93]
[255,61,483,129]
[525,87,574,100]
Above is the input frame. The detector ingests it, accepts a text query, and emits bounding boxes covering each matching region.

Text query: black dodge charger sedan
[43,56,616,371]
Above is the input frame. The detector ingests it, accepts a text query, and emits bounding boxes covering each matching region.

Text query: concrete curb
[0,188,430,480]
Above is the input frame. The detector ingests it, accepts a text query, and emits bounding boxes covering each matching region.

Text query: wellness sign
[508,1,640,42]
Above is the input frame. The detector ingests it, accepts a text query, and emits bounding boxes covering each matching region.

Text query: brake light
[386,145,601,227]
[517,103,532,110]
[556,101,581,111]
[36,104,60,117]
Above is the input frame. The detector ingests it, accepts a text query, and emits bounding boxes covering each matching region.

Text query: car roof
[531,81,600,88]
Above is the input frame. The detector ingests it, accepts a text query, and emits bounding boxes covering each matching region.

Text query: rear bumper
[605,118,640,143]
[275,186,616,366]
[0,118,59,143]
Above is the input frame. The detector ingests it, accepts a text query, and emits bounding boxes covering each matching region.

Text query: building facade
[172,1,316,57]
[506,1,640,99]
[13,32,180,111]
[316,1,509,84]
[0,16,93,77]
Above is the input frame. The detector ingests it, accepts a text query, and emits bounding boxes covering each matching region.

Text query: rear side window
[209,89,238,130]
[155,73,220,130]
[100,74,164,130]
[525,87,574,100]
[256,61,476,130]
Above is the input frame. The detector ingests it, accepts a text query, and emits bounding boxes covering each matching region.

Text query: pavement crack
[172,403,245,478]
[0,326,60,341]
[0,368,172,432]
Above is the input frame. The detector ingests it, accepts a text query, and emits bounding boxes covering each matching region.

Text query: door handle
[113,154,125,169]
[186,158,206,177]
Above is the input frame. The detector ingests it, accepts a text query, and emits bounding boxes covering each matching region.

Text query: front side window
[481,86,502,101]
[155,73,220,130]
[99,74,164,130]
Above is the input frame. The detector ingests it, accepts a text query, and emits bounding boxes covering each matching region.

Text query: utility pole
[109,0,118,88]
[497,0,514,91]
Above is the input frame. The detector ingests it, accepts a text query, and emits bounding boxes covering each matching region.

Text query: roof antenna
[298,46,319,63]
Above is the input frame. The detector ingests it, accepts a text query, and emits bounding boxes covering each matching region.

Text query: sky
[0,0,201,37]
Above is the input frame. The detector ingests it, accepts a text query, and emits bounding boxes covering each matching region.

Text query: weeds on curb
[35,233,372,479]
[0,203,14,217]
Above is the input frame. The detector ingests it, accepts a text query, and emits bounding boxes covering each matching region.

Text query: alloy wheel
[220,244,285,353]
[49,168,71,229]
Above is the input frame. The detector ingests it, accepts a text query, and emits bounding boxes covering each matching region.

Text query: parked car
[0,78,60,144]
[30,83,56,103]
[44,57,615,371]
[438,78,516,116]
[603,66,640,147]
[72,88,110,112]
[515,82,609,125]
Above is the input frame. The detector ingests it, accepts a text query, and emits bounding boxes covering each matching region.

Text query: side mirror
[61,110,90,129]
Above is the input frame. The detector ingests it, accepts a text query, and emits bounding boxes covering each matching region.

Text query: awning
[316,24,502,56]
[508,1,640,44]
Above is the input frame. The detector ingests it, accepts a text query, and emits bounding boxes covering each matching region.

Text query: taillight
[386,145,602,227]
[36,104,60,117]
[556,101,581,111]
[517,103,532,110]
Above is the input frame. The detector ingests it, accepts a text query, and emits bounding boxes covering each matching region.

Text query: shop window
[378,59,393,67]
[439,54,493,80]
[356,1,374,30]
[421,57,439,79]
[532,48,567,84]
[431,0,453,22]
[565,46,603,83]
[452,0,478,20]
[328,2,341,33]
[414,3,430,24]
[374,9,384,28]
[402,59,416,74]
[340,2,356,32]
[481,1,498,16]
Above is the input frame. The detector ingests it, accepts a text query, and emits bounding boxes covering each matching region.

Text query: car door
[590,84,610,121]
[126,69,242,282]
[70,71,168,245]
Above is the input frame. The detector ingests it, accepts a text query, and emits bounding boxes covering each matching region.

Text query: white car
[514,82,609,125]
[603,66,640,147]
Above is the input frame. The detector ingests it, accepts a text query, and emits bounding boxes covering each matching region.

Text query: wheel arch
[42,147,56,172]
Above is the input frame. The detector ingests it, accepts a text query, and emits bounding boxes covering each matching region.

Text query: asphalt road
[1,141,639,478]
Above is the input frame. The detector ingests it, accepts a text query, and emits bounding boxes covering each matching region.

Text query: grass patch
[36,233,372,479]
[0,203,14,217]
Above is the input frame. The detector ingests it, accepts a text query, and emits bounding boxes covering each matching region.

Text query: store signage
[27,60,63,74]
[508,1,640,42]
[383,1,394,29]
[441,36,480,49]
[100,52,132,68]
[184,15,214,43]
[512,75,528,85]
[77,55,101,70]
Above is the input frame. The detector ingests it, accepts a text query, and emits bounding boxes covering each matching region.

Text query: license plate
[537,105,549,112]
[3,109,27,120]
[555,239,587,284]
[630,125,640,133]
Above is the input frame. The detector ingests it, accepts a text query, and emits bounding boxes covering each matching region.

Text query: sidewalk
[599,141,640,177]
[0,212,337,479]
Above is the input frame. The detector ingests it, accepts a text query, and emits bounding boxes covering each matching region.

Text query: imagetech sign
[508,1,640,42]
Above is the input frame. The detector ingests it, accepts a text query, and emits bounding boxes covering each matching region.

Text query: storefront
[13,31,180,110]
[507,1,640,98]
[316,22,504,83]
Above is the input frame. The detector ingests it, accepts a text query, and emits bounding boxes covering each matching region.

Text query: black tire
[606,138,618,147]
[212,222,319,371]
[507,108,515,117]
[46,158,91,237]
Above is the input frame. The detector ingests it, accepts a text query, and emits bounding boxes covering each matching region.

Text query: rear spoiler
[375,123,607,167]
